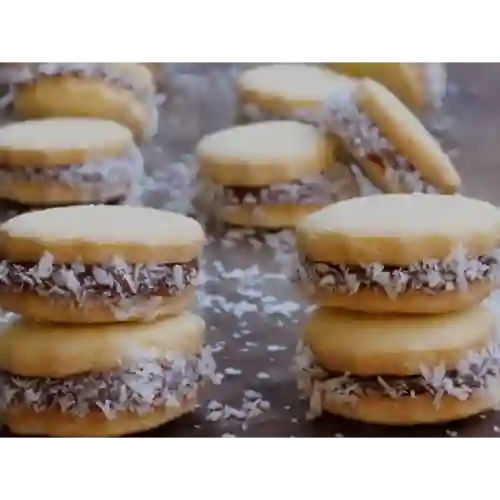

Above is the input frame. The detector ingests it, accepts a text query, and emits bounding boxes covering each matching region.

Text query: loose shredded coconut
[0,346,220,419]
[239,102,321,126]
[295,246,500,299]
[320,87,439,193]
[293,341,500,419]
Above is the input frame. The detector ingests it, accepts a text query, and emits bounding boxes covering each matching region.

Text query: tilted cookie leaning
[320,78,460,194]
[294,194,500,314]
[5,63,158,142]
[195,121,360,229]
[0,118,143,207]
[0,313,220,436]
[0,205,205,323]
[294,306,500,425]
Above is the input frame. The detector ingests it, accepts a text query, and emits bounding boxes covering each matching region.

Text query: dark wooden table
[2,63,500,438]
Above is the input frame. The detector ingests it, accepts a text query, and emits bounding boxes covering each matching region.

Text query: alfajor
[295,194,500,314]
[0,313,220,436]
[0,118,143,207]
[294,306,500,426]
[0,205,205,323]
[324,63,448,113]
[5,63,158,142]
[320,78,460,194]
[195,120,360,229]
[236,64,355,125]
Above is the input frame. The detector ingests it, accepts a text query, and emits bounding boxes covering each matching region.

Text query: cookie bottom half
[0,287,197,324]
[2,395,197,437]
[321,380,500,426]
[302,280,496,314]
[0,179,131,207]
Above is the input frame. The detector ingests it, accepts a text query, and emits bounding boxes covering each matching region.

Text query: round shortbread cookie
[0,312,205,378]
[296,194,500,265]
[303,305,495,376]
[0,118,134,167]
[196,121,334,186]
[13,75,157,142]
[237,64,355,122]
[0,205,205,264]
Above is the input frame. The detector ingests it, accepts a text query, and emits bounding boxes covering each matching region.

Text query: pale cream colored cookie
[0,205,205,322]
[195,121,360,229]
[0,118,141,206]
[237,64,355,123]
[295,194,500,313]
[0,313,215,436]
[321,78,460,194]
[11,63,158,142]
[324,63,447,112]
[296,305,500,425]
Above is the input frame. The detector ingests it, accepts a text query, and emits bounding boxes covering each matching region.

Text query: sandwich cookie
[294,306,500,426]
[7,63,158,142]
[320,78,460,194]
[0,313,221,436]
[236,64,355,125]
[0,205,205,323]
[195,121,360,229]
[324,63,448,113]
[0,118,143,207]
[295,194,500,314]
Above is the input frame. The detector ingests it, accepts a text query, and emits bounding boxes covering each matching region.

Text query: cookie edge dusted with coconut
[0,312,221,436]
[357,78,460,192]
[294,305,500,425]
[0,205,206,264]
[0,118,135,167]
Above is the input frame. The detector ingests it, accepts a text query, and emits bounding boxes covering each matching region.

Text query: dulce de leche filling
[219,174,335,207]
[0,348,219,419]
[0,252,199,301]
[296,247,500,299]
[294,342,500,417]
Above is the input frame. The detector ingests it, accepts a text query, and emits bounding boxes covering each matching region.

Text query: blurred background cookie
[6,63,158,142]
[0,117,143,207]
[195,120,359,229]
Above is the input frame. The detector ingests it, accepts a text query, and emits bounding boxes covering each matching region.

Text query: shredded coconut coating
[0,347,221,419]
[0,145,143,190]
[0,252,199,302]
[217,173,336,207]
[240,102,321,126]
[293,341,500,419]
[295,247,500,299]
[320,88,438,193]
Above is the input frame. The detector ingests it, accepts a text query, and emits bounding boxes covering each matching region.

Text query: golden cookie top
[303,305,496,376]
[0,205,205,264]
[296,194,500,265]
[0,118,134,167]
[0,312,205,378]
[196,121,335,186]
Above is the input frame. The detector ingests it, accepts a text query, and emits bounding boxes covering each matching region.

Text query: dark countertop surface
[2,63,500,438]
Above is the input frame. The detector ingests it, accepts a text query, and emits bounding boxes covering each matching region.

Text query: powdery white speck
[257,372,270,380]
